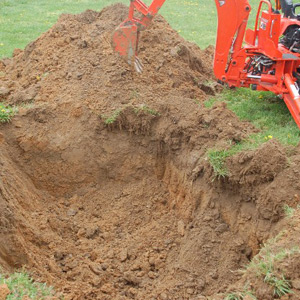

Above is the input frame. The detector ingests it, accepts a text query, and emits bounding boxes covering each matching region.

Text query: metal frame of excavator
[112,0,300,129]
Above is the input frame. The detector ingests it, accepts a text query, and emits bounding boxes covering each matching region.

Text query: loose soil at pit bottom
[0,3,300,300]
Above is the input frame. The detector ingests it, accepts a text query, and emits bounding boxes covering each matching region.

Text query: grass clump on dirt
[224,290,257,300]
[245,233,300,298]
[0,102,15,123]
[207,149,230,179]
[101,108,122,125]
[0,271,55,300]
[134,104,160,116]
[205,88,300,146]
[207,135,266,179]
[283,204,297,218]
[206,88,300,179]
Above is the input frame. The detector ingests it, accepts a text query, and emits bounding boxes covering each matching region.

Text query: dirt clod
[0,284,10,300]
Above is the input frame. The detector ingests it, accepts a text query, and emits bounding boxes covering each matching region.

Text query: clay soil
[0,4,300,300]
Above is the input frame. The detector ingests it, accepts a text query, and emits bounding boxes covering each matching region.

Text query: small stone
[124,272,141,286]
[67,209,77,216]
[120,248,128,262]
[89,263,102,275]
[0,284,10,300]
[128,287,137,296]
[85,226,99,239]
[130,263,141,271]
[215,224,228,234]
[101,263,108,271]
[148,271,157,279]
[177,220,185,236]
[77,228,86,237]
[292,279,300,290]
[198,279,205,290]
[0,87,9,97]
[170,46,179,57]
[160,293,168,300]
[209,271,218,279]
[67,260,78,270]
[148,257,155,266]
[186,288,194,295]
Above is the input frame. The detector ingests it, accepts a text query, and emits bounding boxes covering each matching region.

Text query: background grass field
[0,0,263,58]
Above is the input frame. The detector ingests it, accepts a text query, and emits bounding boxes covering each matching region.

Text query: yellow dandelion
[268,135,273,139]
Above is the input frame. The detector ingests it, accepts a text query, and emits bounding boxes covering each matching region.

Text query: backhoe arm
[214,0,251,81]
[113,0,300,129]
[112,0,166,72]
[112,0,251,78]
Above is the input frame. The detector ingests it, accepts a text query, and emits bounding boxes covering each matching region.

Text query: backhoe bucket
[112,20,143,73]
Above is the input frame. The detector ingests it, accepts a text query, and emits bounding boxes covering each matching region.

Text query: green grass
[223,233,300,299]
[0,271,55,300]
[206,88,300,146]
[246,233,300,297]
[0,0,262,58]
[224,290,257,300]
[0,102,15,123]
[283,204,296,218]
[134,104,160,116]
[207,148,230,179]
[102,108,122,125]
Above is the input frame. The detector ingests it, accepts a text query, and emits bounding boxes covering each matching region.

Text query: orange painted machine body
[113,0,300,129]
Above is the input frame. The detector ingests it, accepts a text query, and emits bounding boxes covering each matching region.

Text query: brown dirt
[0,284,10,300]
[0,3,300,300]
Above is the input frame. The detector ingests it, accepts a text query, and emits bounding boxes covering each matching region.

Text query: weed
[224,290,257,300]
[204,97,218,108]
[102,109,122,125]
[283,204,295,218]
[246,233,300,297]
[134,104,160,116]
[264,274,293,297]
[193,98,201,106]
[207,148,230,179]
[225,293,242,300]
[0,271,55,300]
[207,137,262,179]
[130,89,139,100]
[0,102,15,123]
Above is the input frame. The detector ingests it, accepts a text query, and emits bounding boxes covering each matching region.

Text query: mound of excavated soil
[0,3,300,300]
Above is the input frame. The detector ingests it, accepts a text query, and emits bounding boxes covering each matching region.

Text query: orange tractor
[112,0,300,129]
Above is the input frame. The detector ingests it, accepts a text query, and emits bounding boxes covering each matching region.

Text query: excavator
[112,0,300,129]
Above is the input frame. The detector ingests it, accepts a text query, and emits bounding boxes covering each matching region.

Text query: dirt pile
[0,4,215,113]
[0,3,300,300]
